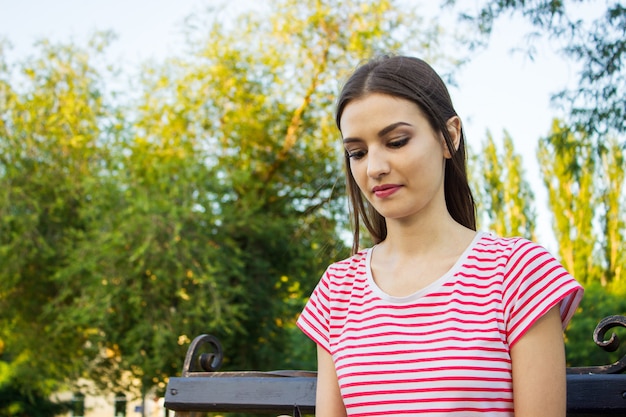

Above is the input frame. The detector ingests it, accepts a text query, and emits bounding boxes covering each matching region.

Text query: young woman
[296,55,583,416]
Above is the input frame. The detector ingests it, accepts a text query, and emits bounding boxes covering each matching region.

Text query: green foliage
[537,120,626,286]
[0,356,70,417]
[444,0,626,137]
[471,131,536,239]
[537,120,626,365]
[565,282,626,367]
[599,137,626,284]
[537,121,598,283]
[0,0,458,402]
[0,387,70,417]
[0,32,122,392]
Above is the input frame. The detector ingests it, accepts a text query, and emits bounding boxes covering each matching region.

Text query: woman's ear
[443,116,462,159]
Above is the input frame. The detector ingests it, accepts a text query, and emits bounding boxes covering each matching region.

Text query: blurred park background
[0,0,625,416]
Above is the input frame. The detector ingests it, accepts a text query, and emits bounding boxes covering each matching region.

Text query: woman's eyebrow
[342,137,362,144]
[342,121,413,144]
[377,121,412,137]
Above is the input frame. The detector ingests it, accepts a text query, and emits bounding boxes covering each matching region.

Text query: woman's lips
[372,184,402,198]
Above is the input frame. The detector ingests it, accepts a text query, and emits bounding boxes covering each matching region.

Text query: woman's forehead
[339,93,424,135]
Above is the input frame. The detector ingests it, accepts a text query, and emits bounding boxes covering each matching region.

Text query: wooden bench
[165,315,626,416]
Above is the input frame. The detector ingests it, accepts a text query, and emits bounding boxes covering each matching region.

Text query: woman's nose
[366,149,390,178]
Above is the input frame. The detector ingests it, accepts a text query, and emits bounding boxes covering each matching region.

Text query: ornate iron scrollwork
[182,334,224,376]
[567,315,626,374]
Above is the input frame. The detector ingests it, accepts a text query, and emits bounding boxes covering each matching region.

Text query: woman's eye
[388,138,409,149]
[346,149,366,160]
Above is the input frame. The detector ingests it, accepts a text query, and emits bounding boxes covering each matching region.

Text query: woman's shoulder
[475,232,562,272]
[327,248,370,269]
[476,232,545,253]
[322,248,371,282]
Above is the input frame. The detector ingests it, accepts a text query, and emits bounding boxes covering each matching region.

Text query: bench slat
[165,373,626,415]
[166,375,315,414]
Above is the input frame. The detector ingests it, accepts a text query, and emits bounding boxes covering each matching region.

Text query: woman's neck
[381,213,474,258]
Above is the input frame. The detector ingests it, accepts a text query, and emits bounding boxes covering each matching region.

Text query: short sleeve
[502,239,583,347]
[297,268,332,353]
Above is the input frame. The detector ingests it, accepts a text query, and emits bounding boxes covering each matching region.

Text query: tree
[0,0,460,403]
[535,120,625,287]
[537,120,598,284]
[118,0,449,376]
[538,120,626,364]
[470,131,536,239]
[0,356,70,417]
[443,0,626,137]
[599,137,626,284]
[0,33,123,394]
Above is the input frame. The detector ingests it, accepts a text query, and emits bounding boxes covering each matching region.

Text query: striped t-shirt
[297,232,583,416]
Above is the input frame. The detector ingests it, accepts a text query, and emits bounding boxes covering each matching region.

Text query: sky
[0,0,581,251]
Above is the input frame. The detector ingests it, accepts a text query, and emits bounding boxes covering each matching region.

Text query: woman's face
[340,93,457,223]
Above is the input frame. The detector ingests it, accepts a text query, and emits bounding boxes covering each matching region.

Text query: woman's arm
[510,305,567,417]
[315,344,347,417]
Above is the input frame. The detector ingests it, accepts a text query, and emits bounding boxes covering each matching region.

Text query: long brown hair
[336,55,476,254]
